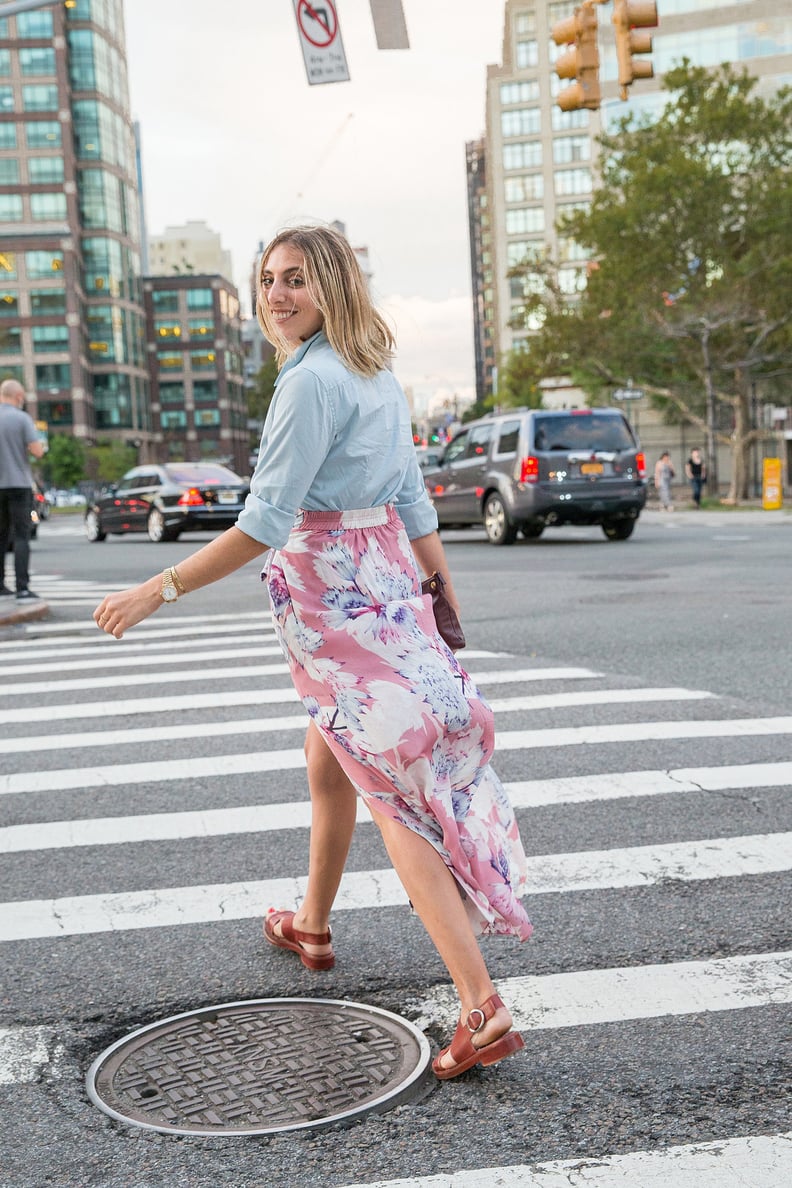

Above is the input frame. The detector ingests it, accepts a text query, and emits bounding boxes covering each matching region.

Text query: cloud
[380,293,476,411]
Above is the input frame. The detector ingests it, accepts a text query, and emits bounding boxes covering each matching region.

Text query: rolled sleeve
[236,368,337,548]
[394,452,438,539]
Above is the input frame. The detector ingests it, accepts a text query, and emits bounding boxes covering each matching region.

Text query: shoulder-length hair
[256,225,394,377]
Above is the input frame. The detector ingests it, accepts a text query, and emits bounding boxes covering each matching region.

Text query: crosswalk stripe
[0,665,600,697]
[0,624,279,658]
[0,689,716,754]
[0,643,286,675]
[416,950,792,1032]
[338,1131,792,1188]
[0,1026,65,1087]
[0,834,787,941]
[5,718,792,795]
[20,610,274,633]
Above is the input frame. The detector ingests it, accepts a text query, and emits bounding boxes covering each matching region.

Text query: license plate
[217,490,239,504]
[580,462,604,475]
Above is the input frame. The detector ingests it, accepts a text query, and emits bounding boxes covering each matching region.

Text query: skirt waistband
[296,505,394,530]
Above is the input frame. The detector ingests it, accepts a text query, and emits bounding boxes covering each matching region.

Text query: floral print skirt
[264,505,532,941]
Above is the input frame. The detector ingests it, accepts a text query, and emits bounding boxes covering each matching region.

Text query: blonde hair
[256,225,394,377]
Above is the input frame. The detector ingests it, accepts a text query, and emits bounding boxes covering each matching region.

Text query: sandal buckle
[466,1008,486,1033]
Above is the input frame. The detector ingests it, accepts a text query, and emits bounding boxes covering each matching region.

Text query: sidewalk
[0,594,50,628]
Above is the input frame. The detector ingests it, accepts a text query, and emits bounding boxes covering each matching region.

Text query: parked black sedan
[84,463,249,543]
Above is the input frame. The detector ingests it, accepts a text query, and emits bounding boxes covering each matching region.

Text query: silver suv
[423,407,647,545]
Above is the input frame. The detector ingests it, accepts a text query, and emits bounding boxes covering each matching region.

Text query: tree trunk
[727,382,753,503]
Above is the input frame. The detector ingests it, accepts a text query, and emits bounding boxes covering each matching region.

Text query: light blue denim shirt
[236,331,438,549]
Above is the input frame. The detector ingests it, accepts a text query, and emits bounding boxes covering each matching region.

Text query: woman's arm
[410,530,461,614]
[94,526,269,638]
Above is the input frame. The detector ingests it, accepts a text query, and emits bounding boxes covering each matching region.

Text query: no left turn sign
[293,0,350,84]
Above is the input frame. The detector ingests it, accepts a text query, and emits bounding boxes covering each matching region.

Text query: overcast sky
[123,1,506,410]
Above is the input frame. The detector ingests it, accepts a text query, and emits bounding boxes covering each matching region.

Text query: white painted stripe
[495,717,792,750]
[0,713,308,754]
[0,623,278,657]
[339,1131,792,1188]
[0,834,787,939]
[0,688,716,755]
[488,687,715,712]
[414,951,792,1033]
[0,666,598,697]
[0,1026,65,1087]
[24,610,272,633]
[0,686,300,724]
[0,643,284,675]
[508,761,792,805]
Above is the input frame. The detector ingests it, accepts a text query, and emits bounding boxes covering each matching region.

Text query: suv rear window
[533,413,635,452]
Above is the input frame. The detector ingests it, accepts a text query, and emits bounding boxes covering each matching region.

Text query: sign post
[762,457,783,510]
[292,1,350,86]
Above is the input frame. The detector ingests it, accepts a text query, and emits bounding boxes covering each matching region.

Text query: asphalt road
[1,506,790,1188]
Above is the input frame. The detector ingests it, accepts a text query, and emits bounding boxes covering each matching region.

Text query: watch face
[162,585,178,602]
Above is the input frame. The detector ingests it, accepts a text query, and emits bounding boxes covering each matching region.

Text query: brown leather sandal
[432,993,524,1080]
[263,909,335,971]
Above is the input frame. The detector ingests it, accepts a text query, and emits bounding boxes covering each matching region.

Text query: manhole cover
[87,998,433,1135]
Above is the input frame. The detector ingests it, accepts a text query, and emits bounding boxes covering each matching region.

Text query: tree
[247,355,279,426]
[84,441,138,485]
[44,434,85,489]
[497,344,544,410]
[510,63,792,501]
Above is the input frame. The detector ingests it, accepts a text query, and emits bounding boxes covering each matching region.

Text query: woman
[654,451,675,511]
[94,225,531,1080]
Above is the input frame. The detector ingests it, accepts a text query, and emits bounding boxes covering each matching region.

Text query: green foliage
[498,345,545,410]
[509,63,792,500]
[84,441,138,484]
[44,434,85,489]
[247,355,279,425]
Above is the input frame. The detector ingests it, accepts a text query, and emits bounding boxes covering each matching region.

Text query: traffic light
[551,2,601,113]
[613,0,658,98]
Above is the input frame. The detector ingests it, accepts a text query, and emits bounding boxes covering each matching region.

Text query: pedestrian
[0,378,45,601]
[686,447,706,508]
[654,451,675,510]
[94,224,531,1080]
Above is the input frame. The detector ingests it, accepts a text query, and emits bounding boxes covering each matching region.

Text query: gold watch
[160,568,180,603]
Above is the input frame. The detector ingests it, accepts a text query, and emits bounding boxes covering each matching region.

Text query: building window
[195,408,221,427]
[31,325,70,353]
[161,410,187,429]
[0,290,18,317]
[19,47,56,76]
[193,381,217,403]
[505,174,544,203]
[22,84,59,112]
[557,237,590,263]
[155,320,182,339]
[503,141,542,170]
[25,121,62,149]
[25,251,64,280]
[157,351,183,371]
[30,290,66,315]
[0,85,13,112]
[558,268,587,294]
[186,288,214,310]
[549,1,576,21]
[0,252,18,280]
[0,194,22,221]
[30,192,68,221]
[0,158,19,185]
[553,135,591,164]
[515,40,539,69]
[507,240,542,267]
[0,50,10,76]
[152,290,179,313]
[500,80,539,105]
[501,107,541,137]
[554,168,593,196]
[0,325,21,353]
[79,168,124,233]
[16,11,54,37]
[37,399,72,426]
[189,318,214,337]
[83,236,123,295]
[506,207,545,235]
[158,383,185,405]
[552,106,590,131]
[0,123,16,149]
[35,362,70,389]
[515,12,536,35]
[190,349,216,370]
[28,156,64,184]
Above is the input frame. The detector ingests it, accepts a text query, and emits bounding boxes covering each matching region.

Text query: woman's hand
[94,574,162,639]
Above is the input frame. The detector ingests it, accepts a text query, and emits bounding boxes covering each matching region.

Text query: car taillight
[178,488,205,507]
[635,452,646,478]
[519,456,539,484]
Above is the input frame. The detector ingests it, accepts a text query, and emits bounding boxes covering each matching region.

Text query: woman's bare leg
[373,812,515,1069]
[268,722,357,959]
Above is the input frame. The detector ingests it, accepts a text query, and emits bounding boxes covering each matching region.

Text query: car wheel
[147,507,179,543]
[521,522,545,540]
[483,492,518,545]
[84,510,106,542]
[602,518,636,541]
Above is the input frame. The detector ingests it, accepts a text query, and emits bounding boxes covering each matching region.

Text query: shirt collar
[278,329,326,379]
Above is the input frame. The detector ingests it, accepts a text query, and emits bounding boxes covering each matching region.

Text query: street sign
[613,387,645,400]
[369,0,410,50]
[293,0,350,86]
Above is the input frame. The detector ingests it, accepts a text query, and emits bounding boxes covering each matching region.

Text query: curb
[0,599,50,627]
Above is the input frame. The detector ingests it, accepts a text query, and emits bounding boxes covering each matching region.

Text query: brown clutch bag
[421,571,466,651]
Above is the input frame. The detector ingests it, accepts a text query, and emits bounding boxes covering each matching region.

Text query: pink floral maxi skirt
[264,505,532,941]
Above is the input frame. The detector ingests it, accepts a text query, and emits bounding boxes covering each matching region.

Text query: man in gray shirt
[0,378,46,600]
